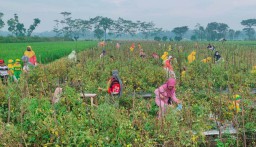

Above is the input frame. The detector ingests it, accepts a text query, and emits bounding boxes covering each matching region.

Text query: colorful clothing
[24,46,37,65]
[13,63,22,80]
[154,78,179,118]
[0,65,9,84]
[188,51,196,63]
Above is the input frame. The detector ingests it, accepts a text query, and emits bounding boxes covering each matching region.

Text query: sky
[0,0,256,32]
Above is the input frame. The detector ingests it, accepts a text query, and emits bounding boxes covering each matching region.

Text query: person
[201,57,212,63]
[152,52,159,59]
[163,56,176,79]
[22,56,34,73]
[13,59,22,82]
[181,66,186,79]
[214,51,221,63]
[100,50,106,58]
[207,44,215,51]
[188,51,196,63]
[154,78,182,118]
[0,59,9,85]
[130,43,135,52]
[228,95,241,113]
[7,59,14,82]
[68,50,77,62]
[138,43,142,50]
[98,70,123,97]
[24,46,37,65]
[116,43,120,49]
[161,52,168,62]
[139,49,146,58]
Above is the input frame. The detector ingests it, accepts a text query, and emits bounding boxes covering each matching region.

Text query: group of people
[0,46,37,85]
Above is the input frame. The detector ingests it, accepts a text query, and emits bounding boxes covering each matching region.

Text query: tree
[27,18,41,36]
[206,22,229,41]
[138,21,155,39]
[7,13,40,37]
[228,29,235,40]
[234,30,241,40]
[7,14,26,36]
[94,28,104,40]
[241,19,256,40]
[194,23,205,41]
[0,12,5,30]
[162,36,168,41]
[217,23,229,39]
[171,26,189,41]
[154,36,161,41]
[91,16,114,41]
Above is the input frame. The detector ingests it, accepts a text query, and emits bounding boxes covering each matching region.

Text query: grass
[0,41,97,64]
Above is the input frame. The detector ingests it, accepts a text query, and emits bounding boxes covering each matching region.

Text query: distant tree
[169,37,173,41]
[194,23,205,41]
[7,13,40,37]
[206,22,218,41]
[162,36,168,41]
[234,30,241,40]
[190,35,197,41]
[241,19,256,40]
[217,23,229,39]
[206,22,229,41]
[154,36,161,41]
[91,16,114,41]
[0,12,5,30]
[138,21,155,39]
[7,14,26,36]
[53,19,61,37]
[171,26,188,41]
[113,18,138,37]
[27,18,41,36]
[228,29,235,40]
[94,28,104,40]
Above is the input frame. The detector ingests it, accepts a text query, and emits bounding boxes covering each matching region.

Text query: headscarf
[112,70,123,97]
[162,78,176,97]
[24,46,35,58]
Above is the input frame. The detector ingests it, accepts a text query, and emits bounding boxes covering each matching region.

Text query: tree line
[0,12,256,41]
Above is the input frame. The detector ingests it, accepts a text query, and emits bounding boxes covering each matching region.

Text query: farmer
[154,78,181,118]
[68,50,77,62]
[24,46,37,65]
[229,94,242,113]
[98,70,122,97]
[188,51,196,63]
[163,56,176,79]
[13,59,22,82]
[161,52,168,62]
[7,59,14,82]
[0,59,9,85]
[138,43,142,50]
[130,43,135,52]
[22,56,34,73]
[100,50,106,58]
[201,57,212,63]
[139,49,146,58]
[152,52,159,59]
[116,43,120,49]
[214,51,221,63]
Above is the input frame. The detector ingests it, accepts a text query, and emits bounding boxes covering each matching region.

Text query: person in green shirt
[13,59,22,82]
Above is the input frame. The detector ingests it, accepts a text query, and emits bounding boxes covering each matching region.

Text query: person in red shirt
[163,56,176,79]
[98,70,122,97]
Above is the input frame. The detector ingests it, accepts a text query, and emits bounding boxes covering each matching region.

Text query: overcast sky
[0,0,256,32]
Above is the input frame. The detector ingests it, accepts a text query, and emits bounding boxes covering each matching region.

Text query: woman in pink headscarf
[154,78,181,118]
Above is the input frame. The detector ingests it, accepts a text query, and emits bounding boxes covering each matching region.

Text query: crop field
[0,41,255,146]
[0,41,97,64]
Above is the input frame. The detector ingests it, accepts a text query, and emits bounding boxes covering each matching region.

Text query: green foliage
[0,41,255,146]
